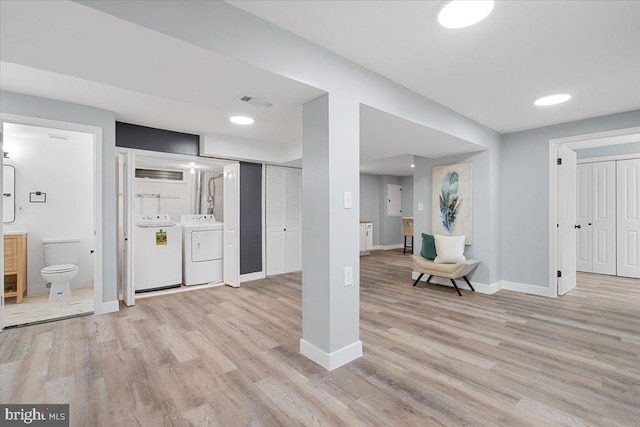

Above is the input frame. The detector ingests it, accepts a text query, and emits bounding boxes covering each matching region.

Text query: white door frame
[0,113,104,324]
[549,126,640,297]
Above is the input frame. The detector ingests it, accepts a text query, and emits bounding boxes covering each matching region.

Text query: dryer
[134,214,182,291]
[181,214,224,286]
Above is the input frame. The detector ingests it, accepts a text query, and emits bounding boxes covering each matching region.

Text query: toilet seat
[41,264,78,274]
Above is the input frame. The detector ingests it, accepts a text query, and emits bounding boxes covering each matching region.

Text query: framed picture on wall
[432,162,473,245]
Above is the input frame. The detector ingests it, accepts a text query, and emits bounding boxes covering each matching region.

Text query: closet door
[266,166,286,275]
[592,161,617,275]
[576,164,593,272]
[284,168,302,272]
[617,159,640,278]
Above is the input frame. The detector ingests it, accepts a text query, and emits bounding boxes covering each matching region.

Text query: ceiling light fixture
[534,94,572,107]
[411,164,415,168]
[438,0,495,29]
[229,116,254,125]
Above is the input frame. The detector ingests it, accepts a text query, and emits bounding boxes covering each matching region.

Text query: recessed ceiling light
[229,116,254,125]
[410,164,415,168]
[438,1,495,29]
[534,94,572,107]
[189,161,195,166]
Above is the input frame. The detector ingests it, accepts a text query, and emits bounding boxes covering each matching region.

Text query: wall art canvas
[432,162,472,245]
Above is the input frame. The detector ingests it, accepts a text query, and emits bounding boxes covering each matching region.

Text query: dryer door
[192,229,223,262]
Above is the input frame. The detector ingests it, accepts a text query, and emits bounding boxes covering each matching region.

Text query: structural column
[300,93,362,370]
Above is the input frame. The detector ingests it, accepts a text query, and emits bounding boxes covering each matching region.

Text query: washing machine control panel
[135,214,174,226]
[180,214,217,225]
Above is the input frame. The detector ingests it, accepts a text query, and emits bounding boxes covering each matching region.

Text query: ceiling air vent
[239,95,274,108]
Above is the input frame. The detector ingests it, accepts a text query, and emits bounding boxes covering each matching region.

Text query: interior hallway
[1,250,638,426]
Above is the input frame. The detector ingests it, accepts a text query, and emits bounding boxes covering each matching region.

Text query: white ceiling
[0,0,324,147]
[0,0,488,177]
[229,0,640,133]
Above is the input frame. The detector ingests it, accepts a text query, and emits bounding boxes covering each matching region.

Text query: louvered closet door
[284,168,302,272]
[576,164,593,272]
[592,161,616,275]
[617,159,640,278]
[266,166,286,275]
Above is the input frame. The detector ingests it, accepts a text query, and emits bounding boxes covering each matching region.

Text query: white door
[359,223,365,252]
[617,158,640,278]
[558,146,577,295]
[223,163,240,287]
[0,120,4,330]
[576,163,593,272]
[266,166,285,275]
[387,184,402,217]
[592,161,616,275]
[365,224,373,251]
[284,168,301,272]
[121,151,135,306]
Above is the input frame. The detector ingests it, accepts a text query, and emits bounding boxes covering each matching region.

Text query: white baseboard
[102,300,119,314]
[240,271,266,283]
[411,271,500,294]
[373,244,403,250]
[500,280,552,297]
[300,339,363,371]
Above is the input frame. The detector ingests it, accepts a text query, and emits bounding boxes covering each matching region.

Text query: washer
[181,214,224,286]
[134,214,182,291]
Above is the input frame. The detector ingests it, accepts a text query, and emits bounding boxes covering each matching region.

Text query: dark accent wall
[116,122,199,156]
[240,162,263,275]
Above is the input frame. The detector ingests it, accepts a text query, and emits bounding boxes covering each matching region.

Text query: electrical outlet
[417,202,424,211]
[344,266,353,286]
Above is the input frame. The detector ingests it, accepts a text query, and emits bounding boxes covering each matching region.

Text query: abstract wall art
[432,162,472,245]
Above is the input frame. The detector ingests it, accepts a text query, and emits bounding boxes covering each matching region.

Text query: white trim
[102,300,119,314]
[577,153,640,164]
[1,113,105,318]
[373,244,403,250]
[240,271,266,282]
[411,271,500,294]
[299,339,363,371]
[500,280,552,297]
[549,125,640,298]
[134,282,225,299]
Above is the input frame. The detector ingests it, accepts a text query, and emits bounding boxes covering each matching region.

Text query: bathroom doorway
[0,115,102,328]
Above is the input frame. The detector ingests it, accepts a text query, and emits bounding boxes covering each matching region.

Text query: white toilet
[40,238,80,302]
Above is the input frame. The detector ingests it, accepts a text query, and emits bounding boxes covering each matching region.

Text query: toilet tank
[42,239,80,266]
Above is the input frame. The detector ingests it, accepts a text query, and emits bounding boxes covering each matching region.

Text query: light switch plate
[418,202,424,211]
[343,191,352,209]
[344,266,353,286]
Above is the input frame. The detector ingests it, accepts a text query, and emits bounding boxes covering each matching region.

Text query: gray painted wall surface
[1,90,117,304]
[359,173,380,246]
[413,150,492,284]
[501,110,640,287]
[379,176,402,246]
[576,141,640,159]
[401,175,414,217]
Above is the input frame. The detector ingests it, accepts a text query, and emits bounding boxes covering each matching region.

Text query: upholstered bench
[411,255,480,296]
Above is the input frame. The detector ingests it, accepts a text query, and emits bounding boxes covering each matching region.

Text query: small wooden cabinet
[4,233,27,303]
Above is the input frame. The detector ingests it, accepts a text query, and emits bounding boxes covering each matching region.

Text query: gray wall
[501,110,640,287]
[359,174,413,247]
[1,90,117,305]
[413,150,493,285]
[576,141,640,159]
[401,175,414,217]
[378,176,402,246]
[359,173,380,246]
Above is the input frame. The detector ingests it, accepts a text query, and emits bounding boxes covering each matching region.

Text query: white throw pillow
[434,234,466,264]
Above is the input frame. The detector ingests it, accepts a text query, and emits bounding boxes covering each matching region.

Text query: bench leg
[463,276,475,292]
[412,273,424,287]
[425,275,433,283]
[450,279,462,296]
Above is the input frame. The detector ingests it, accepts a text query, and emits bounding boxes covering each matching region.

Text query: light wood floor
[1,250,639,426]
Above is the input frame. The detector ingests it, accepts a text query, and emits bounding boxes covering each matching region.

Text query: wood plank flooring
[1,249,639,426]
